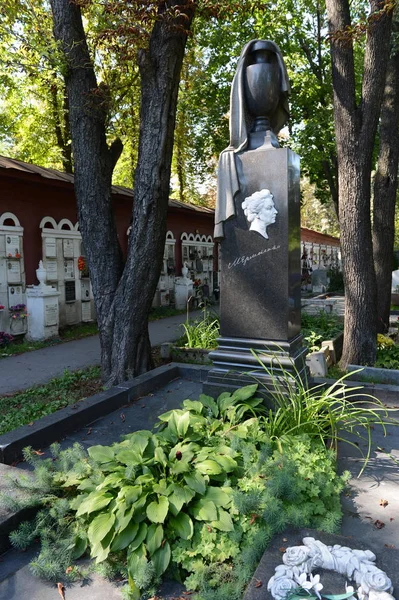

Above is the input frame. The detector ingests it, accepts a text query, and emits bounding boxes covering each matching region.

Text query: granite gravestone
[203,40,308,399]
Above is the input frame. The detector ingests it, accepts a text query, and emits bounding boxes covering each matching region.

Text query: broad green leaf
[182,399,203,413]
[192,499,218,521]
[122,486,142,506]
[195,459,223,475]
[111,522,139,552]
[154,446,168,466]
[199,394,219,417]
[146,496,169,523]
[214,455,237,472]
[88,512,115,547]
[76,491,113,516]
[88,445,115,463]
[176,410,190,437]
[168,483,195,516]
[96,473,124,490]
[184,472,207,495]
[114,506,134,534]
[71,533,87,560]
[152,541,171,577]
[128,543,148,583]
[127,431,152,454]
[129,522,148,551]
[212,507,234,532]
[128,576,141,600]
[204,486,232,507]
[170,459,192,475]
[116,449,142,465]
[231,384,258,402]
[157,408,185,423]
[146,524,163,555]
[153,479,168,495]
[169,513,193,540]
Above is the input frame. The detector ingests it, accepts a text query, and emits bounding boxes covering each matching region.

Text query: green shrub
[301,311,343,352]
[180,307,220,350]
[327,267,344,293]
[7,385,351,599]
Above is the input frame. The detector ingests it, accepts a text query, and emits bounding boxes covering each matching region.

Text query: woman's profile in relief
[241,189,277,239]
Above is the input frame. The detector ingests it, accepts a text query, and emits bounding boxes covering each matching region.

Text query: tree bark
[105,1,195,384]
[326,0,393,367]
[50,0,194,385]
[373,48,399,333]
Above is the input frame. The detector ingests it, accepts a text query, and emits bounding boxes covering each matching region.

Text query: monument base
[202,334,309,405]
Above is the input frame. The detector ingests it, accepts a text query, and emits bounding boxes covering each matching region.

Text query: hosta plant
[7,385,349,600]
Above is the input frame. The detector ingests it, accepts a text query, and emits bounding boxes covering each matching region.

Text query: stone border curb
[0,363,181,465]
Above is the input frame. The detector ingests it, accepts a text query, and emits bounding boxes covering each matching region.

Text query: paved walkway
[0,310,205,395]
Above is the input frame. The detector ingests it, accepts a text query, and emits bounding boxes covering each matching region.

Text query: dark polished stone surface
[220,146,301,341]
[204,144,307,398]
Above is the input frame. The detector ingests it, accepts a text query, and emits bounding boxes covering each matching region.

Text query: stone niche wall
[0,212,27,336]
[181,232,216,297]
[40,217,94,328]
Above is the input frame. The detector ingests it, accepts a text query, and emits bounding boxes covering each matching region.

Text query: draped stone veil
[214,39,290,241]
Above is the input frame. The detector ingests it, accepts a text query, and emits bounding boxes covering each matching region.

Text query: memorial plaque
[82,301,91,322]
[65,280,76,302]
[45,237,57,258]
[45,302,58,326]
[5,235,20,257]
[7,260,21,283]
[64,260,75,280]
[63,239,74,258]
[46,260,58,281]
[8,285,23,306]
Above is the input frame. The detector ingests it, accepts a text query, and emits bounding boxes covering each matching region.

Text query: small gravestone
[203,40,308,400]
[311,269,329,294]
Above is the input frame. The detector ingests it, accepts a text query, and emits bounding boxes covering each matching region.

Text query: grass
[0,347,171,436]
[0,307,187,359]
[0,366,103,437]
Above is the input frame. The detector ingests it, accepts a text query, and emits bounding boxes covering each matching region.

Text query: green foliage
[0,367,102,436]
[301,311,343,352]
[180,307,220,349]
[252,354,393,475]
[7,385,351,598]
[327,267,344,293]
[375,344,399,369]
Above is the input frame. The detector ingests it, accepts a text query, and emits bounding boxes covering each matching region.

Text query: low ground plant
[0,367,103,436]
[179,306,220,350]
[5,384,352,600]
[301,311,343,352]
[252,355,393,473]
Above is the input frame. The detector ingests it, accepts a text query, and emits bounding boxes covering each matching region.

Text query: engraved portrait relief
[241,189,277,239]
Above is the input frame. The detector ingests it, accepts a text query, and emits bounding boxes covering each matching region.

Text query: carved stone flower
[283,546,310,567]
[362,570,392,594]
[267,576,298,600]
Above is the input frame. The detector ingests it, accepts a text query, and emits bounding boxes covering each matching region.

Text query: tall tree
[373,13,399,333]
[50,0,195,384]
[326,0,394,367]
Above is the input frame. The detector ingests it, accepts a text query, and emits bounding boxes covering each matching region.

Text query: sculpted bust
[214,40,290,241]
[242,189,277,239]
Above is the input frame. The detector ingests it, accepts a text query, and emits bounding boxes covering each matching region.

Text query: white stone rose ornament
[266,538,395,600]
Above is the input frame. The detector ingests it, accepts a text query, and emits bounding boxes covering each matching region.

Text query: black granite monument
[203,39,308,400]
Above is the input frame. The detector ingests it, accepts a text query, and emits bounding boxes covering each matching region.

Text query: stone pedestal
[174,278,194,310]
[26,285,60,341]
[203,145,308,401]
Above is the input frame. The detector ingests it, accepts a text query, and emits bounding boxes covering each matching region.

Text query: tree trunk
[326,0,393,367]
[373,49,399,333]
[50,0,124,379]
[51,0,194,386]
[105,1,195,385]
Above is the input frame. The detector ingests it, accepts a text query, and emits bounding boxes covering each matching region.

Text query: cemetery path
[0,309,205,395]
